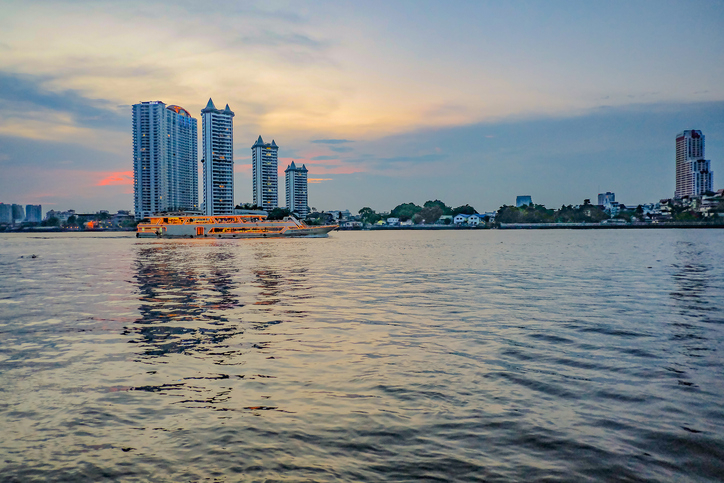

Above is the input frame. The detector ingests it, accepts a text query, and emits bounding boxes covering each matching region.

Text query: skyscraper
[25,205,42,223]
[132,101,198,220]
[251,136,279,210]
[675,130,713,199]
[202,99,235,215]
[598,192,615,206]
[0,204,11,224]
[285,161,308,218]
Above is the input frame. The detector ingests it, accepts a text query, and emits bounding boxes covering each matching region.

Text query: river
[1,230,723,481]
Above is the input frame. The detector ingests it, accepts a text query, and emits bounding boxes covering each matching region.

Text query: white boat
[137,214,337,239]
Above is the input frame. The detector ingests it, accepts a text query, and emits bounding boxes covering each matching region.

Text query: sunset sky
[1,0,723,214]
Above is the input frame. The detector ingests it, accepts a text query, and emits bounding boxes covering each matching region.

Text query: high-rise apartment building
[598,192,615,206]
[675,130,713,199]
[132,101,198,220]
[251,136,279,210]
[202,99,235,215]
[25,205,42,223]
[11,204,24,222]
[285,161,308,218]
[0,203,12,224]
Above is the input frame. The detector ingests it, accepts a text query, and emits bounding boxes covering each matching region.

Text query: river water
[1,230,723,482]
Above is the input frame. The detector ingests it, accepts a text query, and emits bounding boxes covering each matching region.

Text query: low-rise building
[386,217,400,226]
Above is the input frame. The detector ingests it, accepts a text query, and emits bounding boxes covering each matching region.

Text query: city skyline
[1,1,723,213]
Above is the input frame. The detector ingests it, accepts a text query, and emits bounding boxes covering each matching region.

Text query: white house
[386,217,400,225]
[453,214,469,224]
[467,214,482,225]
[400,219,413,226]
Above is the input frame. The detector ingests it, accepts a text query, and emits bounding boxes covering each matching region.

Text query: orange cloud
[308,178,333,183]
[97,171,133,186]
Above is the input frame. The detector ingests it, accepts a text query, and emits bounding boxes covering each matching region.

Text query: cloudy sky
[1,0,723,214]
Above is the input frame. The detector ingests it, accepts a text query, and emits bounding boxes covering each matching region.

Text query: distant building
[45,209,76,222]
[598,192,615,206]
[675,130,713,199]
[132,101,198,220]
[202,99,235,215]
[252,135,279,211]
[328,210,351,221]
[285,161,308,218]
[516,195,533,207]
[0,203,12,224]
[25,205,42,223]
[386,217,400,225]
[454,214,469,224]
[11,204,24,222]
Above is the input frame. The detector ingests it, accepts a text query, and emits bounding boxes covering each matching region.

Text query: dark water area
[1,230,723,482]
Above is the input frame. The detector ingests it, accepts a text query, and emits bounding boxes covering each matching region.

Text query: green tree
[267,207,291,220]
[359,207,382,225]
[45,216,60,227]
[423,200,451,215]
[391,202,422,221]
[419,205,443,224]
[451,204,477,216]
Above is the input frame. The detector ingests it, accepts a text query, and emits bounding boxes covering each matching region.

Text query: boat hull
[137,215,337,239]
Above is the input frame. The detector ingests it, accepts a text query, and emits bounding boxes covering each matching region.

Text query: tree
[267,207,291,220]
[67,215,77,226]
[419,205,443,224]
[391,202,422,221]
[45,216,60,227]
[451,204,477,216]
[359,207,382,225]
[424,200,451,215]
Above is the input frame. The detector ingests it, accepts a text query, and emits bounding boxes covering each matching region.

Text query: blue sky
[0,0,722,213]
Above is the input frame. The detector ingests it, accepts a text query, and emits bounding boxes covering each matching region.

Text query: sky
[1,0,723,214]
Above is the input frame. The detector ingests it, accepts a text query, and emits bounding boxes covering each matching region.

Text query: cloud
[0,71,127,131]
[235,32,329,50]
[311,139,354,144]
[329,146,354,153]
[97,171,133,186]
[308,178,333,183]
[310,155,338,160]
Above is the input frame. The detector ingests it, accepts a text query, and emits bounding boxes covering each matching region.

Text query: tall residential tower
[202,98,235,215]
[285,161,308,218]
[251,136,279,210]
[132,101,198,220]
[675,130,713,199]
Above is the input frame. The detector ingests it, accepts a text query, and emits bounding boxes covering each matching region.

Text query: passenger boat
[136,214,337,239]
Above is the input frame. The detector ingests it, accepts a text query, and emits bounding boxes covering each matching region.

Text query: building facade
[252,136,279,210]
[516,195,533,207]
[132,101,198,220]
[285,161,308,217]
[25,205,42,223]
[202,99,235,215]
[598,192,615,206]
[675,130,713,199]
[0,203,12,224]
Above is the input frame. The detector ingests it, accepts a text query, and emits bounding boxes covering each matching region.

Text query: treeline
[358,200,478,225]
[496,202,609,223]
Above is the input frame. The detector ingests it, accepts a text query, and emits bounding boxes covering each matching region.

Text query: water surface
[1,230,723,481]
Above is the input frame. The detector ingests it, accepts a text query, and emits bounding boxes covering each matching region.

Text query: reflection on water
[0,231,723,482]
[127,244,244,361]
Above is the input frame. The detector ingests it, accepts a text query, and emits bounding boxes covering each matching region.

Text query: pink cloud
[308,178,333,183]
[97,171,133,186]
[234,163,252,173]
